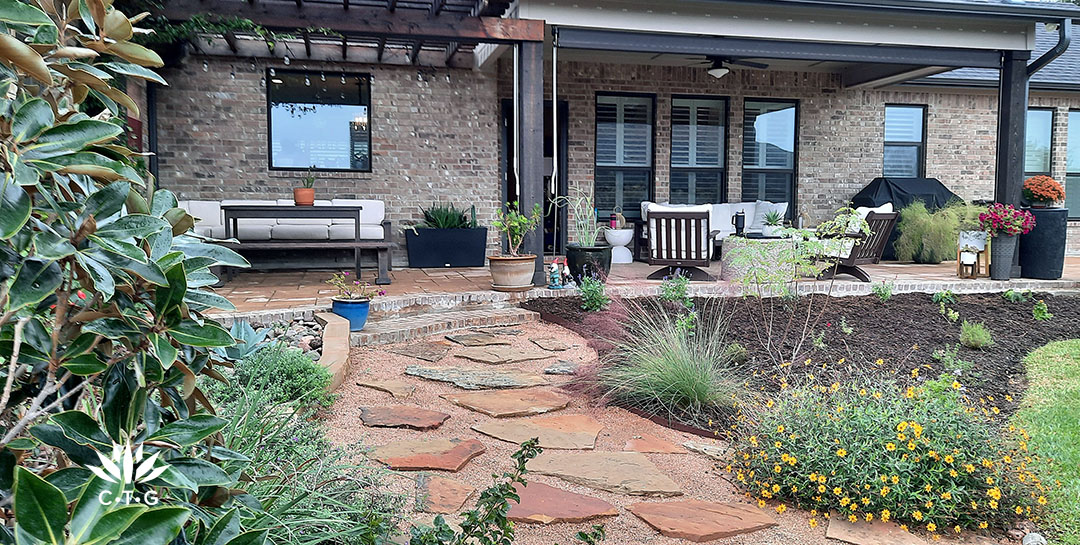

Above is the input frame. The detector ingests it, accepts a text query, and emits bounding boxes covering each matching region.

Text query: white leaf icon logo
[89,442,169,485]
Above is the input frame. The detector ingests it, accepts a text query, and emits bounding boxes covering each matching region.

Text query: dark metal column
[994,50,1030,207]
[517,40,545,285]
[994,50,1030,278]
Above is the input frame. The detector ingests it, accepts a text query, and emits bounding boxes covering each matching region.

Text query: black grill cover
[850,177,962,260]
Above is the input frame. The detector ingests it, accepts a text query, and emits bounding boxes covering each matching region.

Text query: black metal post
[517,40,545,285]
[994,49,1030,277]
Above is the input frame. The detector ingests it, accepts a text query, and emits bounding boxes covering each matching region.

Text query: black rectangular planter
[405,228,488,268]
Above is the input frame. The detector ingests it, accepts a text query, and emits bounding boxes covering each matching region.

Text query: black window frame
[883,103,927,178]
[669,94,729,205]
[740,97,799,218]
[266,68,373,173]
[1065,109,1080,219]
[593,91,656,219]
[1024,107,1055,178]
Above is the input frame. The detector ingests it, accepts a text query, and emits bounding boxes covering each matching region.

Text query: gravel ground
[324,321,1005,545]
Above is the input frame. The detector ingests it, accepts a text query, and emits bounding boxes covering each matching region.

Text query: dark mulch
[522,292,1080,417]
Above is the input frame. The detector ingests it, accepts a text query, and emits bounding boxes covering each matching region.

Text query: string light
[304,75,310,86]
[269,67,276,77]
[320,72,326,82]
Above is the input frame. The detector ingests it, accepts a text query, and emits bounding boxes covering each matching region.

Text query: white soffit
[520,0,1035,51]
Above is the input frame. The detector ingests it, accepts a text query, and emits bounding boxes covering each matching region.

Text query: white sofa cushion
[271,224,329,240]
[194,225,225,239]
[329,223,387,240]
[751,201,789,230]
[330,199,385,225]
[275,199,333,225]
[236,224,272,241]
[851,202,893,233]
[711,203,735,237]
[184,200,224,229]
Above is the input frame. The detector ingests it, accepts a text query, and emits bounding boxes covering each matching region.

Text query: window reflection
[269,70,371,171]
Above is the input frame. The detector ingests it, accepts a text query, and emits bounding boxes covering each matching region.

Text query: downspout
[1028,19,1071,76]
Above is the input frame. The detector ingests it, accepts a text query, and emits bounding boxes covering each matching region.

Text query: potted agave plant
[404,202,488,267]
[294,166,316,206]
[761,210,784,238]
[489,201,543,292]
[552,190,611,283]
[327,271,385,331]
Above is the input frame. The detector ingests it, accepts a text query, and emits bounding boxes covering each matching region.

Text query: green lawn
[1015,340,1080,544]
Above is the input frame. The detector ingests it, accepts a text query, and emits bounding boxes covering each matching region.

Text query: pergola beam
[223,30,239,53]
[160,0,544,43]
[431,0,445,15]
[302,30,312,57]
[376,37,387,61]
[387,0,398,12]
[842,64,950,89]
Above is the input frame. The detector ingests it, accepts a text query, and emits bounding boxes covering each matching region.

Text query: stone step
[351,307,539,346]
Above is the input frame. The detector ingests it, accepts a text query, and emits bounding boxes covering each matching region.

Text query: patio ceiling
[159,0,541,67]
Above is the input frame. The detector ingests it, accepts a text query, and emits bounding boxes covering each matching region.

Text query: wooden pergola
[160,0,549,283]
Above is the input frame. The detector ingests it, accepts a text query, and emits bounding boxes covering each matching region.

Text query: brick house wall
[154,55,503,264]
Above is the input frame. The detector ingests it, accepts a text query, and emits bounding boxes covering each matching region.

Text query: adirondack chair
[817,211,899,282]
[646,207,719,280]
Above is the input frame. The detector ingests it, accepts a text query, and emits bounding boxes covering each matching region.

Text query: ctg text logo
[91,443,168,506]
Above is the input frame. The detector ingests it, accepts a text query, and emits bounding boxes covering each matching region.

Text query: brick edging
[314,312,352,391]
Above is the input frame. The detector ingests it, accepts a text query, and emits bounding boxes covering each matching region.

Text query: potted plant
[1020,175,1069,279]
[327,271,385,331]
[762,210,784,238]
[979,203,1035,281]
[552,190,611,283]
[489,201,543,292]
[294,166,316,206]
[404,202,488,268]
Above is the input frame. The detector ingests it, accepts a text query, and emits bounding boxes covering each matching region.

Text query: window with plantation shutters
[742,100,797,211]
[883,105,926,178]
[595,94,654,218]
[670,97,726,205]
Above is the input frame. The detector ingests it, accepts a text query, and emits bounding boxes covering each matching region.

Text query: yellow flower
[772,484,781,493]
[954,526,962,535]
[927,523,937,533]
[818,475,827,484]
[891,475,899,485]
[924,484,933,493]
[1038,495,1048,505]
[776,504,787,514]
[949,469,959,478]
[834,487,843,495]
[818,485,827,494]
[758,499,766,508]
[897,422,909,432]
[848,514,858,523]
[881,509,891,522]
[809,518,819,529]
[905,387,916,399]
[908,441,917,451]
[897,432,907,441]
[911,368,919,378]
[913,511,923,521]
[836,448,847,458]
[944,455,954,464]
[886,443,897,451]
[979,522,988,529]
[941,491,952,500]
[865,513,874,522]
[840,496,851,506]
[774,464,782,473]
[872,391,882,399]
[776,425,785,433]
[965,463,976,473]
[989,500,999,509]
[880,486,891,496]
[875,358,884,365]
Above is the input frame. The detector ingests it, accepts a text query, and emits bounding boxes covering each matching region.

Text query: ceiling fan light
[707,66,730,79]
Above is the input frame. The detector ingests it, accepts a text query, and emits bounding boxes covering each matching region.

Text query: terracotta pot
[488,254,536,292]
[293,187,315,206]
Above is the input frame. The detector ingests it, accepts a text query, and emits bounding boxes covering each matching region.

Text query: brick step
[351,307,539,347]
[366,290,521,321]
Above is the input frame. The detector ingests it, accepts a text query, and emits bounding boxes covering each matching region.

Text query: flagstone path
[326,321,1006,545]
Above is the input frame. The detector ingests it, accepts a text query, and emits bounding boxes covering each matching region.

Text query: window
[595,94,653,218]
[1066,111,1080,218]
[1025,108,1053,177]
[268,70,371,171]
[883,105,926,177]
[670,96,727,205]
[742,100,797,211]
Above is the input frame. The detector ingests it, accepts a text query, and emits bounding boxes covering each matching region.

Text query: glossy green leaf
[195,507,239,545]
[7,258,62,311]
[6,439,35,451]
[88,235,148,263]
[32,230,76,260]
[11,98,53,142]
[149,189,177,217]
[146,464,197,493]
[69,476,125,545]
[170,320,234,348]
[0,448,14,490]
[171,241,248,268]
[100,62,167,86]
[167,458,232,487]
[86,250,167,286]
[29,424,99,466]
[0,2,53,26]
[75,253,115,300]
[0,178,31,239]
[50,411,113,451]
[147,415,225,446]
[12,467,66,545]
[154,263,186,316]
[107,507,188,545]
[84,504,147,545]
[96,214,169,240]
[82,182,130,222]
[184,289,235,312]
[25,119,123,160]
[44,467,92,503]
[61,353,107,376]
[148,333,177,369]
[50,152,144,184]
[223,529,268,545]
[82,318,141,340]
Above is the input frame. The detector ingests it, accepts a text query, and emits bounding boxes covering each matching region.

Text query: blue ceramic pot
[332,298,371,331]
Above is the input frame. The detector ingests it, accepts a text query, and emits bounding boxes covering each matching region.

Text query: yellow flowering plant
[730,376,1047,534]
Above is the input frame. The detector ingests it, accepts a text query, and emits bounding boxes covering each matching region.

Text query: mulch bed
[523,292,1080,418]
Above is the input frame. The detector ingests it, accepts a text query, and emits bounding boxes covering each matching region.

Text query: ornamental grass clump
[729,378,1048,535]
[598,300,748,429]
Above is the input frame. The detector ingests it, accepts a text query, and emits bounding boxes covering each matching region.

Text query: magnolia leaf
[167,458,232,487]
[12,467,67,545]
[88,235,148,263]
[48,46,99,59]
[96,214,169,239]
[26,119,123,160]
[99,85,138,117]
[30,424,100,466]
[104,40,163,68]
[69,476,125,545]
[184,289,235,313]
[197,508,240,545]
[163,208,194,235]
[32,229,76,260]
[0,34,52,85]
[87,249,167,285]
[223,530,268,545]
[61,353,107,375]
[0,2,53,26]
[44,467,92,502]
[0,179,32,239]
[51,152,143,184]
[75,253,115,300]
[149,189,177,216]
[7,258,61,312]
[103,8,132,41]
[100,61,166,85]
[11,98,54,142]
[50,411,113,450]
[82,181,129,222]
[146,465,197,492]
[84,504,148,545]
[148,333,177,369]
[171,240,249,268]
[147,415,226,447]
[170,319,234,348]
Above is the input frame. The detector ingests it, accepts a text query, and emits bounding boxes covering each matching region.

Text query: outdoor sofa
[640,200,790,257]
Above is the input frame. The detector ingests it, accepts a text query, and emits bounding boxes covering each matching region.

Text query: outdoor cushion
[329,223,387,240]
[220,199,279,225]
[271,224,329,240]
[193,225,226,239]
[330,199,385,225]
[751,200,789,230]
[851,202,894,233]
[236,224,272,241]
[275,199,333,225]
[184,200,225,231]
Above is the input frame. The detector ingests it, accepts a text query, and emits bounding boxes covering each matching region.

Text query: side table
[604,228,636,264]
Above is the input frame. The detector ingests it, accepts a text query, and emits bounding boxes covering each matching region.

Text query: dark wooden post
[994,50,1030,277]
[517,40,545,285]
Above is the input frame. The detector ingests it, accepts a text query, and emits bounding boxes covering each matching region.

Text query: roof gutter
[692,0,1080,21]
[1027,19,1071,76]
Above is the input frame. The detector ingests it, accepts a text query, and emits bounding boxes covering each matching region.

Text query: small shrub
[1002,289,1033,303]
[660,273,693,308]
[723,342,749,365]
[939,302,960,323]
[730,379,1047,534]
[228,343,336,407]
[932,290,957,305]
[812,331,827,350]
[674,309,698,335]
[580,275,610,311]
[932,344,973,372]
[839,316,854,335]
[872,281,894,303]
[1033,300,1053,321]
[960,320,994,349]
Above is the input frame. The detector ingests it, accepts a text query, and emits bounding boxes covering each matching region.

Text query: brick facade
[154,55,1080,264]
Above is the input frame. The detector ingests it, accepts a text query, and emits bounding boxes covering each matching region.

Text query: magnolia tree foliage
[0,2,258,544]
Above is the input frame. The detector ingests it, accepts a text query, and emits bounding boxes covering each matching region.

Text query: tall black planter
[405,228,488,268]
[565,245,612,282]
[1019,207,1068,279]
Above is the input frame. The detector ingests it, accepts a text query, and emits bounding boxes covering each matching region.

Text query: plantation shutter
[596,95,652,167]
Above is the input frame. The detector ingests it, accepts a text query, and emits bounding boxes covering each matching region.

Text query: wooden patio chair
[817,211,899,283]
[646,209,719,280]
